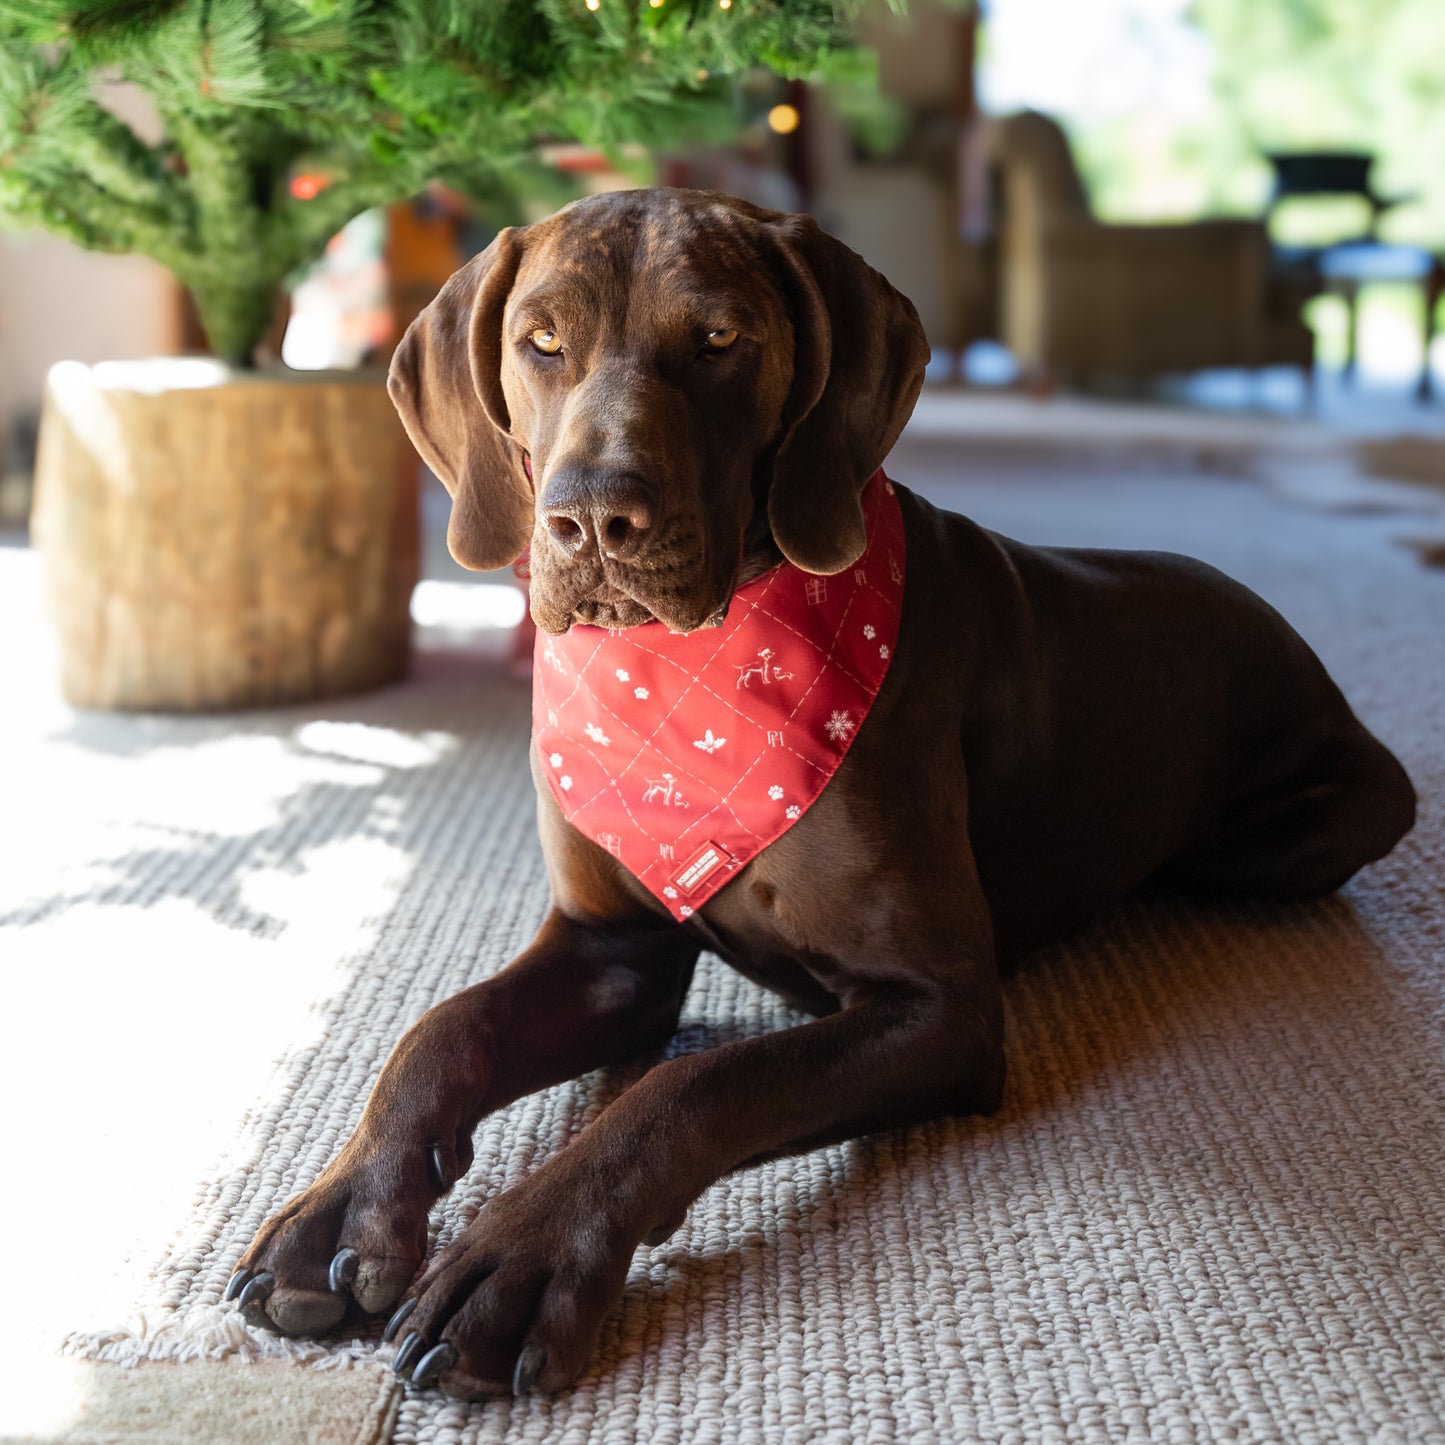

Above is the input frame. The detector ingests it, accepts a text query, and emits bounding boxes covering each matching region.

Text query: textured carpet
[0,1359,401,1445]
[5,431,1444,1444]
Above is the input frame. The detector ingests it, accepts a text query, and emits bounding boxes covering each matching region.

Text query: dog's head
[387,188,928,634]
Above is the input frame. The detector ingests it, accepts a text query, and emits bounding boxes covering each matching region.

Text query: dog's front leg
[228,910,698,1336]
[387,970,1005,1399]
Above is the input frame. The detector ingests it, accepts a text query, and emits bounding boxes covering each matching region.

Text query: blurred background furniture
[1318,243,1444,400]
[990,110,1314,389]
[1263,150,1408,253]
[1262,150,1432,394]
[1260,152,1404,260]
[807,0,996,374]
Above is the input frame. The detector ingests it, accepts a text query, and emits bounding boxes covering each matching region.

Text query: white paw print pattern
[879,644,890,660]
[679,905,694,917]
[663,886,678,899]
[768,785,785,800]
[615,668,630,682]
[559,775,573,791]
[785,805,801,820]
[863,624,876,640]
[584,722,611,746]
[634,687,649,700]
[549,752,563,767]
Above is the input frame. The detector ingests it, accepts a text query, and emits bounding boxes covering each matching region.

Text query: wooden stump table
[32,359,419,711]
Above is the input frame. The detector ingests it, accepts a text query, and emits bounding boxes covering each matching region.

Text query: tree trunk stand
[33,359,418,711]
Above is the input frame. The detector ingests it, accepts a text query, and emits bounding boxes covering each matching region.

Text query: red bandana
[533,471,905,919]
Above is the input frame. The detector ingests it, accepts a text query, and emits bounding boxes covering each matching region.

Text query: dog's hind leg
[1167,730,1415,898]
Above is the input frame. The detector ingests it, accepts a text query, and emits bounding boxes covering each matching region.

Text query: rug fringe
[61,1304,377,1370]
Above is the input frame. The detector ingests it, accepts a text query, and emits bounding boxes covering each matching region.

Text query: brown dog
[227,188,1415,1399]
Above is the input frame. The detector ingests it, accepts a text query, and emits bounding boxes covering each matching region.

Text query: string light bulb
[717,0,731,9]
[585,0,599,9]
[290,173,331,200]
[767,104,800,136]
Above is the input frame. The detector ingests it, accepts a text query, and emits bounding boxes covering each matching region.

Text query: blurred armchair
[992,111,1314,385]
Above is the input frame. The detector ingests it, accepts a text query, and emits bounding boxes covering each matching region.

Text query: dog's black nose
[541,470,654,562]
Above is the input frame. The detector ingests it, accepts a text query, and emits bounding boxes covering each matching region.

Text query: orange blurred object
[290,174,332,201]
[767,104,801,136]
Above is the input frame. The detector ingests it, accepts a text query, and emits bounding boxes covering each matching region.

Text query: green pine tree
[0,0,869,364]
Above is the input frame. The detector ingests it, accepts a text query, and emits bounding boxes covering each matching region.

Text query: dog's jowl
[227,188,1415,1400]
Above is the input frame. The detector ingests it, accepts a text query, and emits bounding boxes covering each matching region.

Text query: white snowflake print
[615,668,630,682]
[879,644,890,660]
[785,805,801,820]
[584,721,611,746]
[559,775,573,791]
[663,886,678,899]
[862,624,876,640]
[634,686,649,700]
[679,905,694,917]
[694,729,726,754]
[548,752,563,768]
[825,710,856,743]
[768,785,785,800]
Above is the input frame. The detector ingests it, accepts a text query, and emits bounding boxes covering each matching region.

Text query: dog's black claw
[513,1342,545,1397]
[392,1331,427,1378]
[410,1342,457,1389]
[223,1268,253,1303]
[382,1297,417,1344]
[428,1145,449,1190]
[236,1272,275,1310]
[328,1247,360,1294]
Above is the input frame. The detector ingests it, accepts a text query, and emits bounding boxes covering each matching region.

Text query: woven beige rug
[0,1358,401,1445]
[4,439,1443,1444]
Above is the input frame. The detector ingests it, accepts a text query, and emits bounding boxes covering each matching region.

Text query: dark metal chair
[1263,151,1439,399]
[1263,151,1401,246]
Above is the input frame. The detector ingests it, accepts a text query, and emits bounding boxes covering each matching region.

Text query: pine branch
[69,98,178,208]
[0,44,188,231]
[168,110,262,255]
[1,0,871,362]
[0,165,180,258]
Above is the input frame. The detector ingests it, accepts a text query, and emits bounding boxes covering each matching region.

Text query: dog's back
[899,488,1414,959]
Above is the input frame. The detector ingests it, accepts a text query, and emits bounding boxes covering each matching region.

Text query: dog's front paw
[385,1173,643,1399]
[225,1134,463,1336]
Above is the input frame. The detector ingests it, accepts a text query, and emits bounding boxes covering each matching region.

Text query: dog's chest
[684,900,846,1017]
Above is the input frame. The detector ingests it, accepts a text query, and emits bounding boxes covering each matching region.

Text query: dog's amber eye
[530,329,563,356]
[704,328,738,351]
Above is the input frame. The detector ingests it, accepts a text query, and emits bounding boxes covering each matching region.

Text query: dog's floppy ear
[387,229,533,571]
[767,216,930,574]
